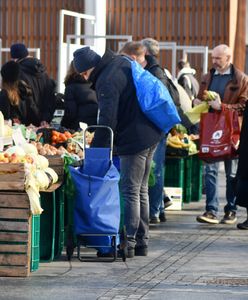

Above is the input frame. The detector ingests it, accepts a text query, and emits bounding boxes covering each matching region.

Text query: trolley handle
[84,125,114,160]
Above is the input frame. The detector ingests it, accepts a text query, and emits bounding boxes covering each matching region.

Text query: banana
[169,135,183,145]
[202,90,218,101]
[167,141,183,149]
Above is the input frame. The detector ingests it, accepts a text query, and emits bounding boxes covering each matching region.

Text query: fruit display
[167,126,198,155]
[0,143,60,215]
[51,130,72,145]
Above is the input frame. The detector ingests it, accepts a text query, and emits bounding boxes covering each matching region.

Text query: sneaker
[237,219,248,230]
[149,216,160,224]
[164,196,173,208]
[135,246,148,256]
[220,211,237,225]
[159,211,167,222]
[196,211,219,224]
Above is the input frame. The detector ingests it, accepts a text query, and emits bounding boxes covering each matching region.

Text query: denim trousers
[149,136,166,218]
[205,159,238,215]
[119,144,157,249]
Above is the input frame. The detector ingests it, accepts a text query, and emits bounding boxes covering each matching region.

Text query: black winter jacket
[17,57,57,125]
[0,81,33,125]
[144,55,193,130]
[90,50,162,155]
[61,75,98,130]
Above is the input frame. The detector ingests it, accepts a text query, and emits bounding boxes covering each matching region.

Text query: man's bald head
[211,44,232,74]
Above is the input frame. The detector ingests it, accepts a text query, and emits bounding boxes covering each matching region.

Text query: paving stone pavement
[1,167,248,300]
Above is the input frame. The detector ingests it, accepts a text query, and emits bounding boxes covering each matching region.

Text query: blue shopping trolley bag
[69,127,121,259]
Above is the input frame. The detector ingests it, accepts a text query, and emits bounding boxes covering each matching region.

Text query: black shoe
[149,216,160,224]
[164,196,173,208]
[159,211,167,222]
[135,246,148,256]
[127,247,135,258]
[196,211,219,224]
[237,219,248,230]
[220,211,237,224]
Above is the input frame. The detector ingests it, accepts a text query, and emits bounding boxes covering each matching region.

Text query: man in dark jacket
[140,38,194,223]
[10,43,57,126]
[73,46,162,258]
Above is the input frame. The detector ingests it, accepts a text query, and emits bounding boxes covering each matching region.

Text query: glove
[209,93,222,110]
[192,98,202,107]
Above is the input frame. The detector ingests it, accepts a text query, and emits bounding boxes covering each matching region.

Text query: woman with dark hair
[0,60,36,125]
[61,61,98,130]
[236,101,248,229]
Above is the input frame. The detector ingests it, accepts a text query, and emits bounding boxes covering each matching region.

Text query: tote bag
[128,59,181,133]
[198,109,240,162]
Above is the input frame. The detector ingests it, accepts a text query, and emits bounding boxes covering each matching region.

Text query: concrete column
[85,0,106,55]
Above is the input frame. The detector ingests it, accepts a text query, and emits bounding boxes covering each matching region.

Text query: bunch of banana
[202,90,218,101]
[167,135,190,149]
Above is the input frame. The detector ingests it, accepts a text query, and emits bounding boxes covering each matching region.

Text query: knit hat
[1,61,20,83]
[73,46,101,73]
[10,43,29,59]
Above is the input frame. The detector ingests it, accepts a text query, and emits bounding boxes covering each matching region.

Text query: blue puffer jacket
[90,50,162,155]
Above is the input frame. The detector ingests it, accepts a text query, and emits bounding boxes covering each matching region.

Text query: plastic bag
[185,102,209,124]
[130,60,181,133]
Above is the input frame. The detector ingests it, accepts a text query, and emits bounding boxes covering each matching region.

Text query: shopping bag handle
[84,125,114,160]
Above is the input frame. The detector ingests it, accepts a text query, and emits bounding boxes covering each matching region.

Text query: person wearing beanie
[9,42,57,126]
[73,46,101,74]
[10,43,29,60]
[0,61,32,125]
[73,46,162,258]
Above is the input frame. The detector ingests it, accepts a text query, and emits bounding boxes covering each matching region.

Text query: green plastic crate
[31,214,40,272]
[191,155,203,201]
[40,191,56,262]
[164,157,184,188]
[54,186,65,258]
[183,156,192,203]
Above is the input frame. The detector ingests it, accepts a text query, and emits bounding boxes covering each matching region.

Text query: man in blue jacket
[73,46,162,258]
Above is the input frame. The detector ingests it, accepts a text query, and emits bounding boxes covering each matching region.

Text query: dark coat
[0,80,35,126]
[236,101,248,208]
[90,50,162,155]
[61,75,98,130]
[144,55,193,130]
[17,57,57,125]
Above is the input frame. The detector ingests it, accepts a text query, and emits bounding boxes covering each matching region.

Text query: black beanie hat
[10,43,29,59]
[1,61,20,83]
[73,46,101,73]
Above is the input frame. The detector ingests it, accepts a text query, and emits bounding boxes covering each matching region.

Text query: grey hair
[141,38,160,57]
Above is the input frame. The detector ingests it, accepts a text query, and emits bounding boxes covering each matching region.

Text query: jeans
[205,159,238,215]
[149,136,166,218]
[119,144,157,249]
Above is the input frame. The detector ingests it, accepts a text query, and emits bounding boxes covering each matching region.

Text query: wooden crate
[0,192,31,277]
[0,163,25,191]
[45,155,64,181]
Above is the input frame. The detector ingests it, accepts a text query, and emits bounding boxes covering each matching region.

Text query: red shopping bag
[198,109,240,162]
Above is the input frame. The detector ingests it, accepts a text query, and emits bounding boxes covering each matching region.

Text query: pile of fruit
[167,125,198,155]
[51,130,72,145]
